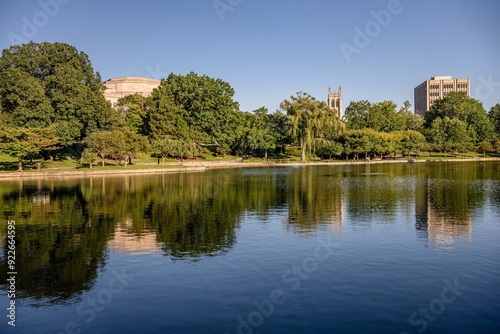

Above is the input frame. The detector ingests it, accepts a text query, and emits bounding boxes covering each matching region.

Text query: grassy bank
[1,151,499,179]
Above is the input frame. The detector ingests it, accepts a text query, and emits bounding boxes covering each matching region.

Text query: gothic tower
[328,86,343,118]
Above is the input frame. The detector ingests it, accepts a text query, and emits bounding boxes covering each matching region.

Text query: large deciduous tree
[424,92,493,145]
[0,122,58,170]
[489,103,500,138]
[245,107,276,161]
[0,42,116,146]
[116,94,154,135]
[280,92,343,162]
[150,72,240,153]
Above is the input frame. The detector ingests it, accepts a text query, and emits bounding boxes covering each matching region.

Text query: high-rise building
[328,86,343,118]
[414,76,470,114]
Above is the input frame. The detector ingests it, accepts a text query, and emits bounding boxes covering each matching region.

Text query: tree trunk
[301,145,307,163]
[17,157,23,171]
[264,149,268,163]
[89,163,92,169]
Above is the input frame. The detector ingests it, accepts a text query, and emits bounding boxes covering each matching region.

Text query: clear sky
[1,0,499,113]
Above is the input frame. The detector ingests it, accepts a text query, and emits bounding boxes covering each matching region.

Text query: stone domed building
[103,77,161,107]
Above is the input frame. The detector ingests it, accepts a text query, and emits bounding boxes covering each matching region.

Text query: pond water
[1,162,499,334]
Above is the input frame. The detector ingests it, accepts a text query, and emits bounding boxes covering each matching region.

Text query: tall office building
[328,86,343,118]
[414,76,470,114]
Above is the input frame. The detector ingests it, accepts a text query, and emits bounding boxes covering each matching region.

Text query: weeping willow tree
[280,92,344,162]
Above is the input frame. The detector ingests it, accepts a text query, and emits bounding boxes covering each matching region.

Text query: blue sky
[1,0,499,112]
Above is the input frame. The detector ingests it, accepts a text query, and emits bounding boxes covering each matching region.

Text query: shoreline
[0,157,499,180]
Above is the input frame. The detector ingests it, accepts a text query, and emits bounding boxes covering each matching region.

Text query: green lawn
[0,150,498,173]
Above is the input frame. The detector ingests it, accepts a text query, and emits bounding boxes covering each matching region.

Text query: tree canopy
[0,42,115,144]
[1,42,499,170]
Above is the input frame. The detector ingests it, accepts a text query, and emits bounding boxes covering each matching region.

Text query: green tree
[0,124,58,170]
[146,88,190,141]
[431,117,472,157]
[280,92,340,162]
[0,42,116,145]
[430,117,447,155]
[270,111,291,154]
[151,139,174,165]
[85,130,120,167]
[79,148,98,168]
[343,129,373,160]
[477,141,494,157]
[246,107,277,161]
[366,101,405,132]
[424,92,492,144]
[317,140,343,160]
[0,126,38,171]
[397,130,425,159]
[465,107,494,144]
[445,118,473,157]
[495,140,500,154]
[399,101,424,130]
[489,103,500,138]
[116,94,154,135]
[0,67,53,128]
[344,100,371,130]
[155,72,240,153]
[425,92,476,124]
[120,129,149,166]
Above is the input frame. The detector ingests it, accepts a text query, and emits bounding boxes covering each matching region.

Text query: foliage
[151,72,240,153]
[397,130,425,157]
[280,92,343,162]
[489,104,500,138]
[85,129,148,167]
[477,141,494,157]
[430,117,472,156]
[79,148,98,168]
[424,92,493,144]
[116,94,154,135]
[0,122,58,170]
[0,42,116,145]
[399,101,424,130]
[344,100,406,132]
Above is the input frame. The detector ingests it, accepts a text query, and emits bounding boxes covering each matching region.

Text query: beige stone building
[328,86,343,118]
[103,77,161,107]
[414,76,470,114]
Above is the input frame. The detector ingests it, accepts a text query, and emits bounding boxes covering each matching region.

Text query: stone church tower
[328,86,343,118]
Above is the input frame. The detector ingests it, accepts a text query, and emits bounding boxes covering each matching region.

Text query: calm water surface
[1,162,499,334]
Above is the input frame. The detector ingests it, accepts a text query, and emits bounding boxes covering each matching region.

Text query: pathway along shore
[0,158,499,180]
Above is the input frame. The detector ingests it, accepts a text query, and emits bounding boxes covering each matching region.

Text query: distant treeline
[1,42,499,170]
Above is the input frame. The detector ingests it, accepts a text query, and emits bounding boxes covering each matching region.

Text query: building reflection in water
[415,177,472,249]
[108,218,161,256]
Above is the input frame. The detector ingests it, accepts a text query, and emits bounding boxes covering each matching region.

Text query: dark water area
[1,162,499,334]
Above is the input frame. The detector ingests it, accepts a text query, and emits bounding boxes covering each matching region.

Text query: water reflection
[0,162,498,304]
[0,179,113,304]
[108,219,160,256]
[414,163,492,249]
